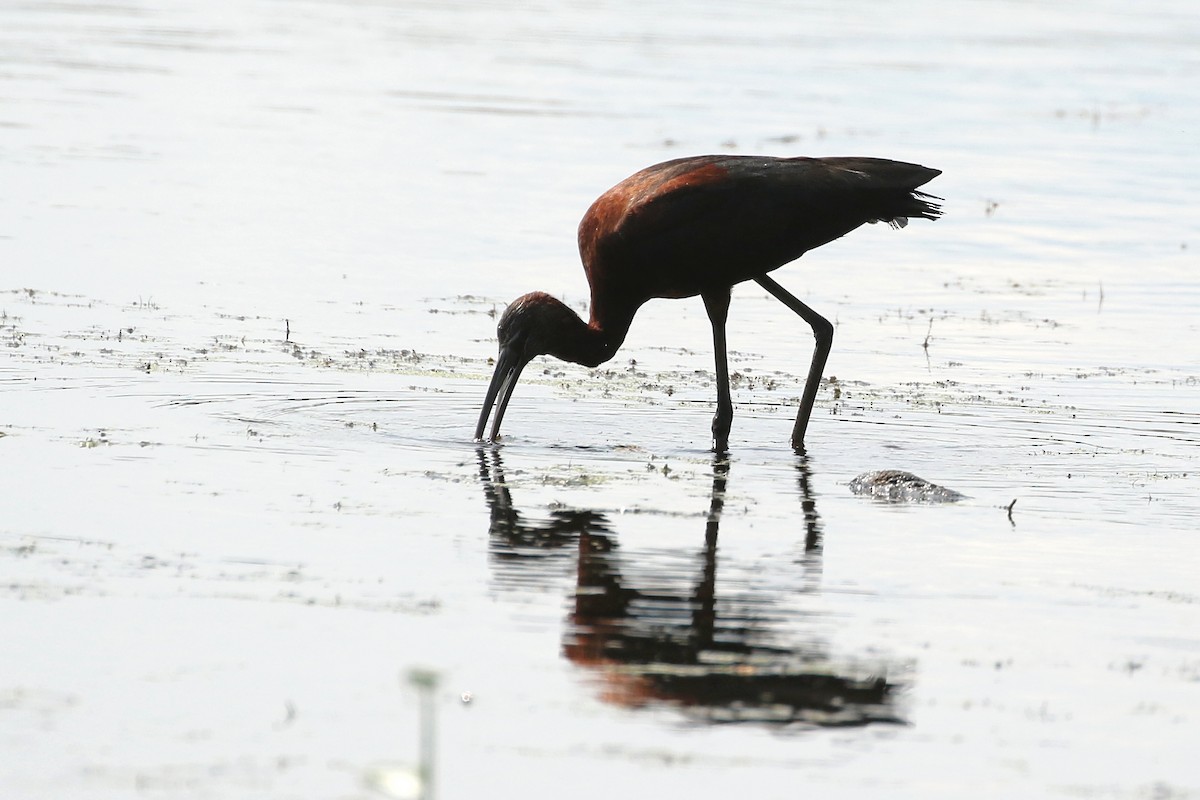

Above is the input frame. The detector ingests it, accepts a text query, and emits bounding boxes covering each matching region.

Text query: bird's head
[475,292,578,442]
[496,291,580,363]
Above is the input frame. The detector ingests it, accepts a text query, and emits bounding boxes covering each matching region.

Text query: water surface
[2,1,1199,798]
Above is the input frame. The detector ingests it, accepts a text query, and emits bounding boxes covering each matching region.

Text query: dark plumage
[476,154,942,451]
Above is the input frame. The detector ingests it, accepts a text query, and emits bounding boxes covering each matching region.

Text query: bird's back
[577,155,941,314]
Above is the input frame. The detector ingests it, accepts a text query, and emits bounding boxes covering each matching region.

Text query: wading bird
[475,155,941,452]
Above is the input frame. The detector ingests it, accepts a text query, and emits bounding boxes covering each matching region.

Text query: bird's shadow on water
[476,447,909,728]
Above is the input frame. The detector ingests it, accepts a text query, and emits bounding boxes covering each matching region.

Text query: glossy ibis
[475,154,941,451]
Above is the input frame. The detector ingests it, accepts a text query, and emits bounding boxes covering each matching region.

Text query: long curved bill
[475,345,526,442]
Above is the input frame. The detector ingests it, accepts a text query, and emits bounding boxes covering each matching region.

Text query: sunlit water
[2,1,1199,798]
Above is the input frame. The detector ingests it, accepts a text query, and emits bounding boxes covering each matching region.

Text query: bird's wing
[603,157,768,245]
[579,155,940,298]
[609,156,940,246]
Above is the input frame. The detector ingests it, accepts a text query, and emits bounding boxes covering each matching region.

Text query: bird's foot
[711,415,731,454]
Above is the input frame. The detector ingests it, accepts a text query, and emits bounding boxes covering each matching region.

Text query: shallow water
[3,1,1200,798]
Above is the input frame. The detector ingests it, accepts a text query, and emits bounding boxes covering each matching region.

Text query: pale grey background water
[3,1,1199,798]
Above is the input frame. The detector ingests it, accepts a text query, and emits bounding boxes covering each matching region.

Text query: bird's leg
[701,289,734,453]
[753,274,834,451]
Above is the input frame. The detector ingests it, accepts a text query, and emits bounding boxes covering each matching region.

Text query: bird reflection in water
[477,449,907,727]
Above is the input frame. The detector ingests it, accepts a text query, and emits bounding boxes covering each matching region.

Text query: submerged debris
[848,470,966,504]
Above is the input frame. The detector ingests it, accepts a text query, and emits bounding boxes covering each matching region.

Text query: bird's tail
[906,190,943,221]
[874,189,943,229]
[821,157,943,229]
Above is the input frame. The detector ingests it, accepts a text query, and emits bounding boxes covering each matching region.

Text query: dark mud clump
[849,470,966,503]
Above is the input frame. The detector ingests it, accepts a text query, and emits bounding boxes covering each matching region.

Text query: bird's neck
[548,304,633,369]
